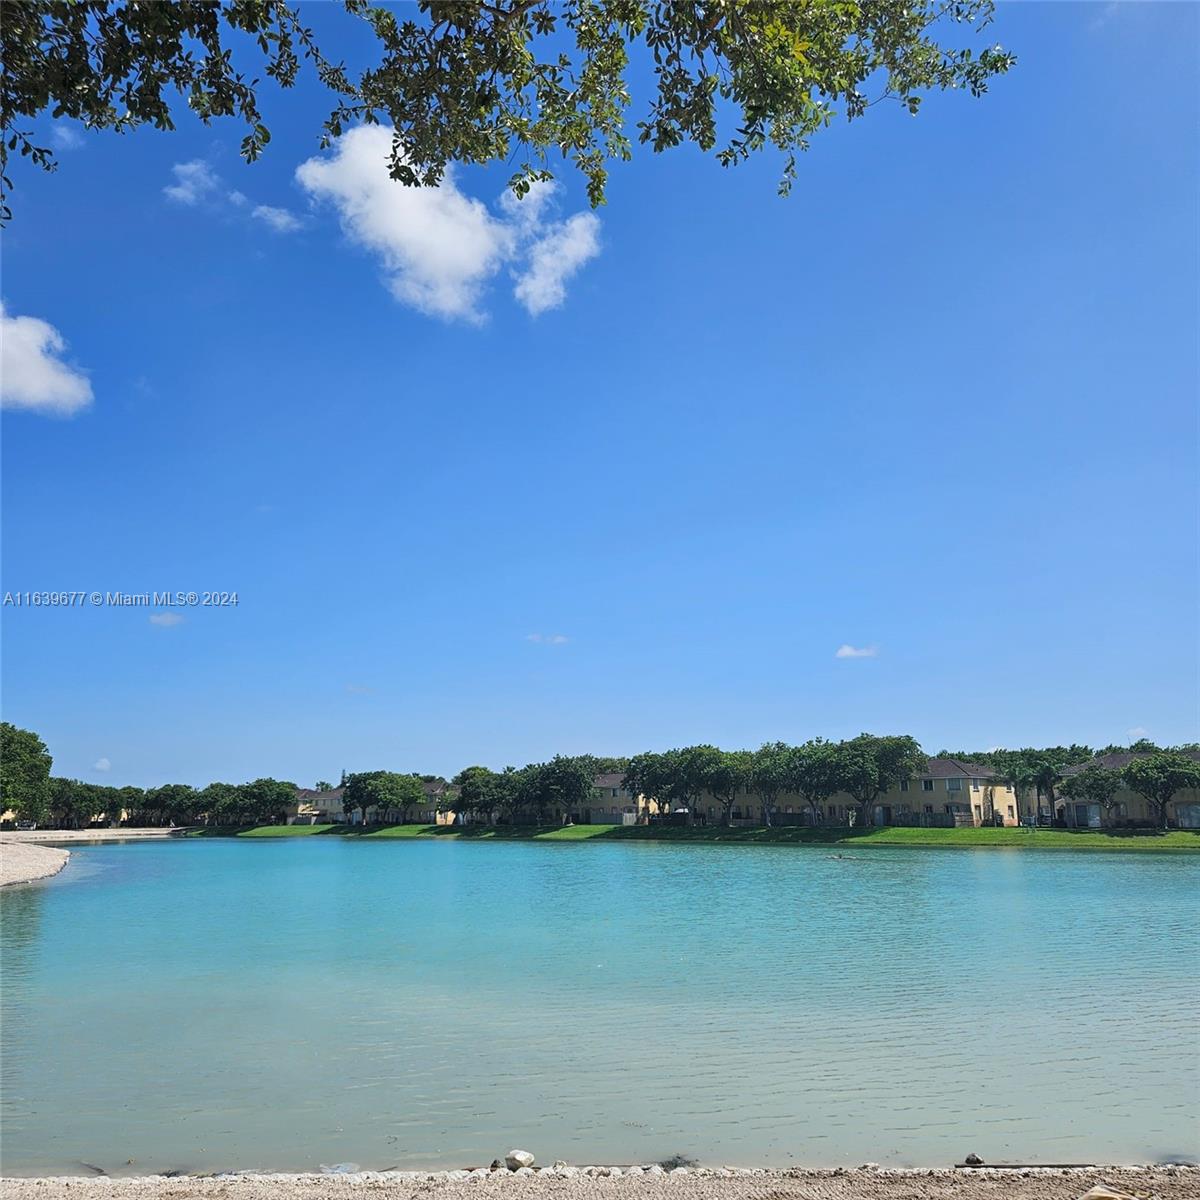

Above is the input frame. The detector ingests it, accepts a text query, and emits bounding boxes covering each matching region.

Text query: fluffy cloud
[163,160,221,205]
[514,212,601,316]
[1127,726,1150,740]
[252,204,302,233]
[526,633,569,645]
[0,302,93,416]
[149,612,185,627]
[93,757,112,772]
[296,126,601,322]
[835,644,878,659]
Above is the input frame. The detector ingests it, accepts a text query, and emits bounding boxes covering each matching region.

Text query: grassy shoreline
[192,823,1200,852]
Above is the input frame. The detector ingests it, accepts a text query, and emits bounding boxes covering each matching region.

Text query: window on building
[1007,806,1015,819]
[971,778,981,791]
[924,805,933,815]
[947,777,963,792]
[900,780,909,792]
[922,779,935,792]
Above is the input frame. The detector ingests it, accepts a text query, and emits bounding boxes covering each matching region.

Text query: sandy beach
[1,1166,1197,1200]
[0,828,183,843]
[0,839,69,886]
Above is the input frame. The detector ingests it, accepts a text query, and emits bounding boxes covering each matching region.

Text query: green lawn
[198,822,1200,852]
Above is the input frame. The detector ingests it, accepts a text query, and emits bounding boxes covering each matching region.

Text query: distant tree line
[2,722,1198,831]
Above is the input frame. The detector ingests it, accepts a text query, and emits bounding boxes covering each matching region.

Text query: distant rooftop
[921,757,994,779]
[1062,749,1200,775]
[295,787,344,801]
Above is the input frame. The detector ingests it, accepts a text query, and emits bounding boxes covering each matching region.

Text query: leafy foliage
[1123,753,1200,830]
[0,722,52,823]
[788,738,842,821]
[750,741,793,828]
[833,733,926,823]
[2,0,1015,219]
[1059,764,1122,813]
[342,769,425,823]
[700,747,754,826]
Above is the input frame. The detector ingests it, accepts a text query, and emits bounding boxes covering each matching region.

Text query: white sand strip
[0,827,182,843]
[0,838,69,886]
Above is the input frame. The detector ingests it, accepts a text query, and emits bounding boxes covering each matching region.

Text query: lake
[1,838,1196,1175]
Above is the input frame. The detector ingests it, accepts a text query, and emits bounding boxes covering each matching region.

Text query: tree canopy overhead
[2,0,1016,218]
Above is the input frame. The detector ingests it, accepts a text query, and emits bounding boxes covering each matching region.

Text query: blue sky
[2,2,1197,788]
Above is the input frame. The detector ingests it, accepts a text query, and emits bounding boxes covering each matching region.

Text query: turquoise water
[1,838,1197,1176]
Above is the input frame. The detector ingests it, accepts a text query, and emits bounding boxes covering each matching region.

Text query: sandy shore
[1,1167,1198,1200]
[0,839,69,886]
[0,827,183,843]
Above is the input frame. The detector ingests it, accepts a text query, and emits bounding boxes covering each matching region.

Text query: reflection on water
[1,839,1197,1175]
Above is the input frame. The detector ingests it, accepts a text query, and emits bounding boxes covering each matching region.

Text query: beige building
[574,773,643,824]
[288,779,453,826]
[289,787,346,824]
[681,757,1018,828]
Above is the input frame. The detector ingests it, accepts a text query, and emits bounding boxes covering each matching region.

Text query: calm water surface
[1,838,1196,1175]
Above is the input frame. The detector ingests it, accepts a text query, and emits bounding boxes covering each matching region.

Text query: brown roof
[920,757,994,779]
[295,787,344,801]
[593,772,627,789]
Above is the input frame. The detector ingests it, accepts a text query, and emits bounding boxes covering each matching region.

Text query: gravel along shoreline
[0,839,69,886]
[1,1166,1197,1200]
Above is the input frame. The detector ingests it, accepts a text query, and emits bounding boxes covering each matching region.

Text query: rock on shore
[0,839,69,887]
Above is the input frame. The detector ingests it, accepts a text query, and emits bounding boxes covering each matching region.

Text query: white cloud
[163,159,221,205]
[297,126,508,323]
[835,644,878,659]
[498,179,557,232]
[252,204,302,233]
[0,302,93,416]
[93,757,111,772]
[526,633,569,645]
[52,125,83,150]
[296,127,601,322]
[227,190,248,207]
[513,212,601,315]
[149,612,185,627]
[1127,726,1150,739]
